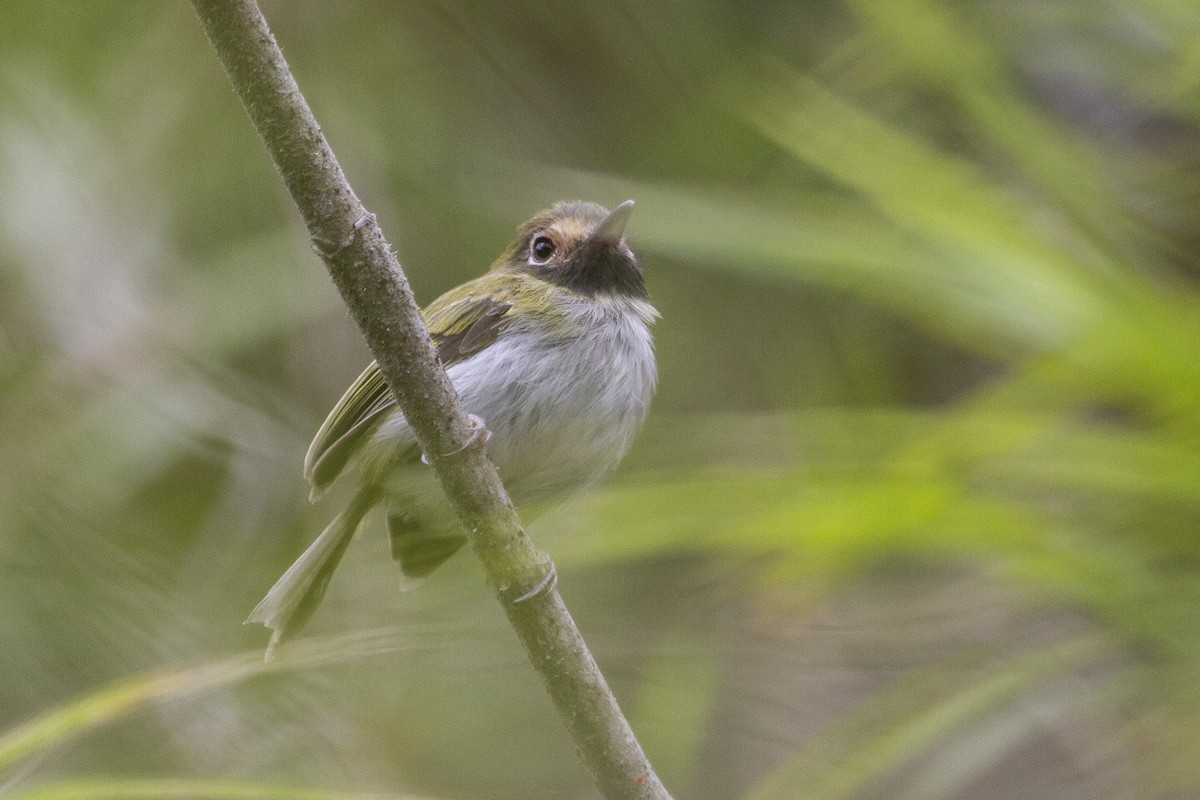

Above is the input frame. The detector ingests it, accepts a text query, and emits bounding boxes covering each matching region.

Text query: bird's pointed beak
[589,200,635,246]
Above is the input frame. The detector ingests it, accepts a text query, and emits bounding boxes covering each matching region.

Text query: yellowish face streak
[550,216,590,242]
[490,214,592,273]
[536,217,591,265]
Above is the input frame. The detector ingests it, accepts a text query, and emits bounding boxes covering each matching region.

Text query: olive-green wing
[302,361,397,494]
[424,292,513,366]
[303,282,517,495]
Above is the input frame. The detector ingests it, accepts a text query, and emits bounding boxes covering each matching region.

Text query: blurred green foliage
[2,1,1199,798]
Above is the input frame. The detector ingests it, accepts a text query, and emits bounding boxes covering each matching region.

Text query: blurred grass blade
[0,629,429,775]
[561,409,1195,657]
[737,63,1200,413]
[7,779,446,800]
[741,637,1105,800]
[627,632,724,787]
[742,65,1106,334]
[0,658,259,775]
[847,0,1140,256]
[892,683,1097,800]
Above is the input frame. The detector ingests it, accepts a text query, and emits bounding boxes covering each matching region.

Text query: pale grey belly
[454,330,652,505]
[370,323,655,520]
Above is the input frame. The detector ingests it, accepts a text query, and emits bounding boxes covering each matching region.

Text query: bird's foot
[513,563,558,604]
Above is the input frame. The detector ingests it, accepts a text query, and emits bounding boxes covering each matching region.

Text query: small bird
[248,200,658,655]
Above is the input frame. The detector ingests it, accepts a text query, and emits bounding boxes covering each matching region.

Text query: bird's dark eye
[529,235,557,265]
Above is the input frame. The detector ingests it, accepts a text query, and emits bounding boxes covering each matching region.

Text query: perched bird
[248,200,658,655]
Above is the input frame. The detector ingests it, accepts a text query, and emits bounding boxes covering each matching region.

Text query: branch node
[311,212,375,258]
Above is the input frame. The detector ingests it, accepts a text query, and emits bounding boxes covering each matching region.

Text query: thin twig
[187,2,673,798]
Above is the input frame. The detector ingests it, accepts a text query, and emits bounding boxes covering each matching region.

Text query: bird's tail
[246,488,378,660]
[387,511,466,579]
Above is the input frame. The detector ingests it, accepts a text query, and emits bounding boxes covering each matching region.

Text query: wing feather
[303,277,526,495]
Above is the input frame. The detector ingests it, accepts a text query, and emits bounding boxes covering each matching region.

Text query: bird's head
[492,200,646,300]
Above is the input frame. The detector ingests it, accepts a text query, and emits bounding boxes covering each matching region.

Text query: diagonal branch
[187,1,673,799]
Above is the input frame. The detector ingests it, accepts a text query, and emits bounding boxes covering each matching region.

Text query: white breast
[444,296,658,505]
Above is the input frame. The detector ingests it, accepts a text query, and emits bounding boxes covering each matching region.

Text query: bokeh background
[3,1,1200,799]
